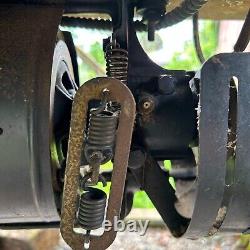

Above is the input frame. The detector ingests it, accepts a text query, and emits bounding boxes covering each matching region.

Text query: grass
[240,235,250,250]
[96,160,175,209]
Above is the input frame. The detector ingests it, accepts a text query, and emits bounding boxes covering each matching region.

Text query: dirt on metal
[60,77,136,250]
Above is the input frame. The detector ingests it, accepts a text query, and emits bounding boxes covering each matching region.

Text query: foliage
[89,41,106,65]
[166,20,219,70]
[78,42,105,82]
[133,191,154,209]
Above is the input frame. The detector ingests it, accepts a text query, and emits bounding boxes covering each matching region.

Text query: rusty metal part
[60,77,136,250]
[234,9,250,52]
[61,0,248,24]
[157,0,208,29]
[167,0,249,20]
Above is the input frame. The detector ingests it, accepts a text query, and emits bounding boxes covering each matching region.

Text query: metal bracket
[60,77,136,250]
[186,52,250,237]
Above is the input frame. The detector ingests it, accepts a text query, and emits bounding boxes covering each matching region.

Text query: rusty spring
[105,43,128,85]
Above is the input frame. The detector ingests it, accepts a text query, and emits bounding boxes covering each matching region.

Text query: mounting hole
[0,128,3,135]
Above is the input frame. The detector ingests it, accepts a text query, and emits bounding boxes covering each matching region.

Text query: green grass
[240,235,250,250]
[95,160,175,209]
[133,191,154,208]
[164,160,175,190]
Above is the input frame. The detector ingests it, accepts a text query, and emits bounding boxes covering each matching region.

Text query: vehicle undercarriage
[0,1,249,249]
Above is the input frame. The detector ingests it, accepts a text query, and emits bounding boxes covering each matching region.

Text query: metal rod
[193,12,205,64]
[234,9,250,52]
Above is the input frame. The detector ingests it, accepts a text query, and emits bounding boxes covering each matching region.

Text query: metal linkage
[234,9,250,52]
[61,16,147,31]
[192,13,205,64]
[60,77,136,250]
[157,0,208,29]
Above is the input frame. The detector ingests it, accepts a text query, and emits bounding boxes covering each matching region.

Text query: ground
[0,228,249,250]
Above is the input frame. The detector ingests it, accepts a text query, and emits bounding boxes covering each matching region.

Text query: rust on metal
[60,77,136,250]
[168,0,249,20]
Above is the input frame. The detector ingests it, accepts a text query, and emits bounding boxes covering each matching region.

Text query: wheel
[50,31,78,211]
[0,5,78,227]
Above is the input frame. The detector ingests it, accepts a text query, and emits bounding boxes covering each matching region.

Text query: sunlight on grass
[133,191,154,208]
[95,159,175,209]
[164,160,175,189]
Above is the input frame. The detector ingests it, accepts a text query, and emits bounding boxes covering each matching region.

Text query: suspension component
[60,77,136,250]
[84,90,119,184]
[105,41,128,85]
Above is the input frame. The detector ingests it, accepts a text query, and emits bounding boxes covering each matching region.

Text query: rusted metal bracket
[60,77,136,250]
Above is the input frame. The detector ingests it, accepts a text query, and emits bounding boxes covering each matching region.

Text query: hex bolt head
[158,75,176,95]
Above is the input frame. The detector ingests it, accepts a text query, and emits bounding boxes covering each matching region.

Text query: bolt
[158,75,176,95]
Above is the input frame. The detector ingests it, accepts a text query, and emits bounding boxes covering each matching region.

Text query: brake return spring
[84,104,119,165]
[77,174,107,249]
[105,42,128,85]
[78,187,107,231]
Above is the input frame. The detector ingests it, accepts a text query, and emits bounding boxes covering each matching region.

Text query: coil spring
[105,43,128,85]
[88,109,118,147]
[85,108,118,164]
[78,187,107,231]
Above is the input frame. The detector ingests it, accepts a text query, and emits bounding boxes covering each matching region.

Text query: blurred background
[0,18,249,250]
